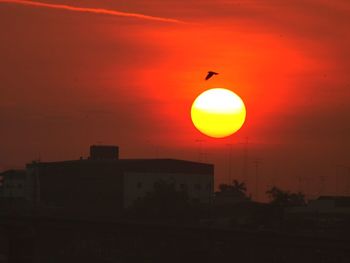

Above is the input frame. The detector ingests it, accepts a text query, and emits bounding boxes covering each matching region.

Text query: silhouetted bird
[205,71,218,80]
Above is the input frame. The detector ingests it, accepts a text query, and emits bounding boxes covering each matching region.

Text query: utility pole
[297,176,303,193]
[147,139,159,158]
[319,176,325,197]
[335,166,339,195]
[341,166,350,195]
[253,158,261,201]
[201,152,211,163]
[347,167,350,195]
[242,137,249,184]
[195,139,204,162]
[335,165,350,195]
[226,143,233,184]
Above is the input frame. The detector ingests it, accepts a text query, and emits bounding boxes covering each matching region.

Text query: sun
[191,88,246,138]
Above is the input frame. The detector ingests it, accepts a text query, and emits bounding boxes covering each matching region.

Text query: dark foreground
[0,215,349,263]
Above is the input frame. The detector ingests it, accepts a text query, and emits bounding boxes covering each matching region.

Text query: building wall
[25,166,39,204]
[123,172,213,208]
[25,159,214,213]
[2,177,25,198]
[287,198,350,215]
[0,171,26,199]
[27,162,125,215]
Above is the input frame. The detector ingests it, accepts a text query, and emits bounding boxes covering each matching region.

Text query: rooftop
[27,158,214,174]
[0,169,26,179]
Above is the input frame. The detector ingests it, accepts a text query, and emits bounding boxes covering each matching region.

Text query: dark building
[25,146,214,216]
[0,170,26,200]
[0,170,28,212]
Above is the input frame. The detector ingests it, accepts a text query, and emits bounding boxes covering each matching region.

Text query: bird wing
[205,72,214,80]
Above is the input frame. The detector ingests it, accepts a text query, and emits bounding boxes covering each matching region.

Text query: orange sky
[1,0,350,200]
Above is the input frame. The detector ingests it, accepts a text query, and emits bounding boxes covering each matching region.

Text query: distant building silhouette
[287,195,350,215]
[285,195,350,234]
[23,145,213,215]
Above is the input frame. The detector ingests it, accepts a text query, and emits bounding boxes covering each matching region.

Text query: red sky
[1,0,350,200]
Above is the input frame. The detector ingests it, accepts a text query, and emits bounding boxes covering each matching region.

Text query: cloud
[0,0,184,23]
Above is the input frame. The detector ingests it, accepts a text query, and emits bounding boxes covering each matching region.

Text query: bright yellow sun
[191,88,246,138]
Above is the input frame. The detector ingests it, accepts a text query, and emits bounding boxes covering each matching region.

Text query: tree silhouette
[218,180,248,198]
[232,179,247,194]
[216,180,251,204]
[266,186,306,207]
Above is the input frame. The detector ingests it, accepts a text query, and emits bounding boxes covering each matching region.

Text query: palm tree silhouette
[218,180,248,198]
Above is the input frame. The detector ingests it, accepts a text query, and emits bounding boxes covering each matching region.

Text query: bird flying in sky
[205,71,218,80]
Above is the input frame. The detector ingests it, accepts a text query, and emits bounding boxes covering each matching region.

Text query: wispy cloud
[0,0,184,23]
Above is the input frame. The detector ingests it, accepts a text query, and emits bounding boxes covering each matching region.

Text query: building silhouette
[20,145,214,215]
